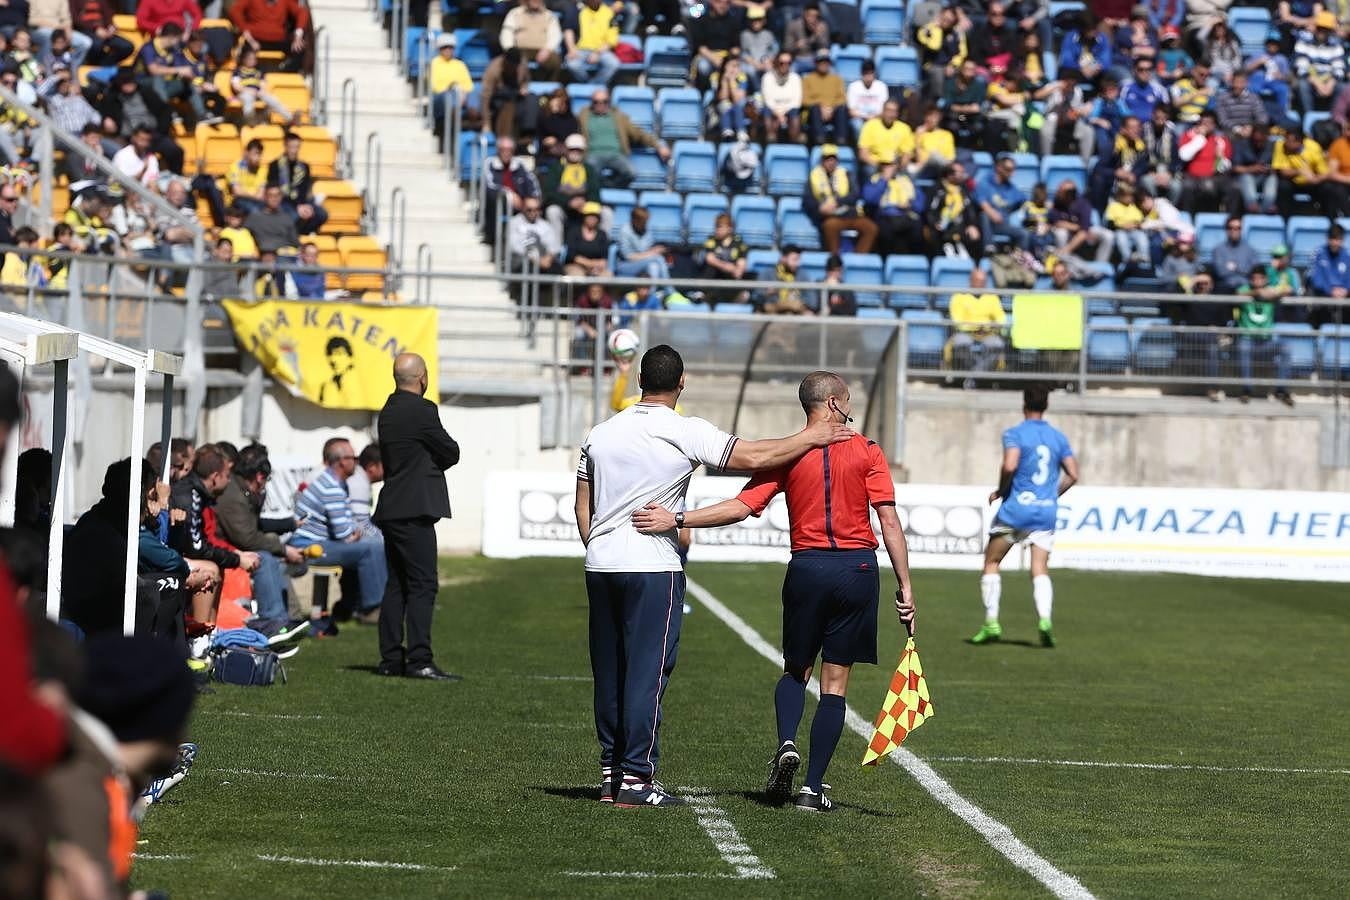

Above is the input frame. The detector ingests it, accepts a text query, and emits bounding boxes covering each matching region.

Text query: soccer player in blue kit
[970,386,1079,648]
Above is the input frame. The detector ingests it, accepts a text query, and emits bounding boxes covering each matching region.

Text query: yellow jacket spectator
[575,0,619,51]
[1272,131,1328,186]
[945,269,1007,375]
[430,37,473,95]
[857,101,915,168]
[950,287,1007,333]
[1169,63,1213,124]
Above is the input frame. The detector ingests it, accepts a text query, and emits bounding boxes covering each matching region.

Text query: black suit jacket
[373,390,459,523]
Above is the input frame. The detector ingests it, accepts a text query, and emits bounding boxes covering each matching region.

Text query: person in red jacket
[135,0,204,36]
[230,0,311,71]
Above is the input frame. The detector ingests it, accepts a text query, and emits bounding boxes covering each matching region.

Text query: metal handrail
[415,243,433,303]
[364,130,383,230]
[388,186,408,273]
[314,25,331,125]
[338,77,358,178]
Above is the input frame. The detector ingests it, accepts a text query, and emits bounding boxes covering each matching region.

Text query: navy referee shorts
[781,548,879,672]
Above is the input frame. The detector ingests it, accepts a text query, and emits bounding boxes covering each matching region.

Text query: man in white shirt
[111,125,160,187]
[847,59,889,125]
[760,51,804,144]
[574,345,851,808]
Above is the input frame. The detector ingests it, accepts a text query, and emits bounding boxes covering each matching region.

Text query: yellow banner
[1010,293,1084,351]
[223,300,439,410]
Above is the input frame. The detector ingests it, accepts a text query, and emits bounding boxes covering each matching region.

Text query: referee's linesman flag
[862,638,933,766]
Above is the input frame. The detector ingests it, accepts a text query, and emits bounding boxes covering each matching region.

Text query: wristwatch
[675,511,685,529]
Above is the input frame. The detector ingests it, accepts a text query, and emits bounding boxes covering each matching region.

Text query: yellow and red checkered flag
[861,637,933,766]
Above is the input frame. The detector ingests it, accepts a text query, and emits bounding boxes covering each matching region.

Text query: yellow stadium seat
[112,13,138,32]
[362,291,399,303]
[197,122,241,176]
[339,236,386,292]
[314,179,363,235]
[263,74,311,124]
[198,18,232,30]
[303,234,338,252]
[293,125,337,177]
[241,124,285,163]
[29,182,70,219]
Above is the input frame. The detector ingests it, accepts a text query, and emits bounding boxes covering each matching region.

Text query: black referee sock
[804,694,847,792]
[774,674,806,746]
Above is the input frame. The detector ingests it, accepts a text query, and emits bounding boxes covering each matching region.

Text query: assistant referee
[633,371,916,813]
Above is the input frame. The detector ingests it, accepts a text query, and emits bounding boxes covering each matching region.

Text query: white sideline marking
[134,853,192,861]
[564,871,743,879]
[256,854,456,872]
[525,674,592,682]
[211,767,341,781]
[928,755,1350,777]
[214,711,326,720]
[676,787,776,880]
[685,578,1096,900]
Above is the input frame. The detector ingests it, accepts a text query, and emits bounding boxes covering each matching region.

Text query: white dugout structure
[0,312,182,635]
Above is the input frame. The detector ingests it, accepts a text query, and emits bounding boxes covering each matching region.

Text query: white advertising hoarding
[482,471,1350,582]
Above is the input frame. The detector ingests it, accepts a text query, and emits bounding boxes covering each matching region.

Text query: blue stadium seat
[645,35,692,88]
[1194,212,1229,258]
[1079,261,1116,315]
[656,87,702,140]
[1242,214,1287,257]
[931,257,975,310]
[1319,326,1350,380]
[765,145,810,196]
[901,309,948,368]
[884,254,931,310]
[613,86,656,134]
[714,303,756,355]
[1009,152,1040,195]
[672,141,718,193]
[1132,317,1177,372]
[1040,155,1086,195]
[1087,316,1130,374]
[1287,215,1329,267]
[861,0,905,45]
[600,188,637,240]
[527,81,561,98]
[971,151,994,185]
[810,143,858,172]
[666,302,714,352]
[858,306,899,355]
[1043,50,1057,81]
[798,251,831,284]
[832,44,873,84]
[1304,110,1331,136]
[566,83,593,115]
[403,27,427,79]
[717,142,762,193]
[684,193,728,243]
[628,149,669,191]
[1278,324,1318,378]
[458,32,493,80]
[459,131,494,182]
[1230,7,1272,55]
[778,197,823,250]
[731,196,777,248]
[874,45,919,89]
[843,252,885,307]
[638,191,684,244]
[746,248,781,282]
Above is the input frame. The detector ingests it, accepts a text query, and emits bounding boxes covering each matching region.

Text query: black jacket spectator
[0,0,29,30]
[169,472,240,570]
[88,77,174,137]
[268,156,315,204]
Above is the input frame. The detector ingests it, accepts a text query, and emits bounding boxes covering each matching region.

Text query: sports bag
[213,648,287,686]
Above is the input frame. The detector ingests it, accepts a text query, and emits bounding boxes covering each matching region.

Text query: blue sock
[804,693,846,791]
[774,674,806,746]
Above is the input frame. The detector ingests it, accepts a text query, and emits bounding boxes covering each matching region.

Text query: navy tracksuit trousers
[586,570,685,781]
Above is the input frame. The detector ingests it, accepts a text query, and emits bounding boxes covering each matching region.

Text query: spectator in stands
[537,87,580,163]
[543,133,601,241]
[691,0,744,83]
[290,242,325,298]
[43,69,100,134]
[847,59,889,127]
[146,437,194,486]
[984,58,1034,152]
[499,0,563,79]
[578,88,669,189]
[0,225,42,288]
[616,206,670,281]
[1265,244,1304,323]
[805,143,878,254]
[111,125,159,187]
[63,189,116,254]
[1089,113,1148,210]
[480,48,532,139]
[1177,110,1232,213]
[762,243,812,314]
[201,237,242,298]
[1215,70,1267,137]
[711,54,751,139]
[802,49,850,146]
[912,104,956,177]
[823,253,856,317]
[214,443,304,623]
[948,268,1007,383]
[1325,119,1350,216]
[232,44,294,126]
[220,204,259,259]
[942,58,989,149]
[1272,127,1328,217]
[1058,15,1111,82]
[63,123,107,185]
[1234,265,1294,406]
[1141,103,1180,200]
[1104,182,1150,264]
[975,152,1029,250]
[0,182,13,250]
[1248,32,1293,124]
[1037,69,1090,160]
[971,2,1020,66]
[135,23,210,127]
[246,184,299,254]
[155,178,198,263]
[92,70,183,174]
[136,0,201,39]
[70,0,133,67]
[858,99,914,179]
[269,130,329,235]
[1212,215,1258,294]
[563,0,621,85]
[429,34,471,138]
[483,136,540,245]
[740,7,777,88]
[1203,20,1241,85]
[290,438,386,622]
[508,196,562,274]
[614,280,661,327]
[1308,223,1350,318]
[1121,55,1169,121]
[1159,233,1200,289]
[572,280,613,361]
[1113,5,1158,77]
[1155,24,1190,83]
[925,160,982,258]
[917,6,965,98]
[785,2,830,72]
[30,9,90,69]
[760,51,803,144]
[563,201,611,278]
[230,0,311,73]
[228,139,268,215]
[1049,178,1113,262]
[1294,11,1343,113]
[1169,60,1213,127]
[696,212,750,304]
[349,443,383,537]
[864,158,925,256]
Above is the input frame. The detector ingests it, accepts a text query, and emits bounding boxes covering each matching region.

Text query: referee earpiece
[829,399,854,424]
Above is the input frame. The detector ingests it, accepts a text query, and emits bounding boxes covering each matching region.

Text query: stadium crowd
[1,358,390,895]
[434,0,1350,337]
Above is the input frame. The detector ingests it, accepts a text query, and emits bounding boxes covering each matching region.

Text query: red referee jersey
[736,434,894,551]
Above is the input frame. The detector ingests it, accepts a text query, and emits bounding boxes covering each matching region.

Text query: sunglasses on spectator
[0,194,17,203]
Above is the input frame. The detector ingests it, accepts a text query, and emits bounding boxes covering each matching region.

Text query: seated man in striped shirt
[289,438,387,629]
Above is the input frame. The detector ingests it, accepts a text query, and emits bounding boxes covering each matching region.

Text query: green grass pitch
[133,557,1350,898]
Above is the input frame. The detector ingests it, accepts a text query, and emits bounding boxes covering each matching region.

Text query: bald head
[798,370,848,415]
[393,353,428,394]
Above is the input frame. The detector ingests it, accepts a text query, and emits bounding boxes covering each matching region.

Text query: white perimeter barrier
[482,471,1350,583]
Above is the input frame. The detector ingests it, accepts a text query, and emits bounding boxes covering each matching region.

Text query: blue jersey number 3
[1031,445,1051,486]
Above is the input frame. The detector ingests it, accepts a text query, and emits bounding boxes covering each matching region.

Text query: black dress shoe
[405,664,462,681]
[376,662,404,677]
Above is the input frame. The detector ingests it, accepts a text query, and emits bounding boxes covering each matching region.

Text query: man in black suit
[374,352,461,681]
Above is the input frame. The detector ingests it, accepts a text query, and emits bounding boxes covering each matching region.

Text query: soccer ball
[607,328,640,360]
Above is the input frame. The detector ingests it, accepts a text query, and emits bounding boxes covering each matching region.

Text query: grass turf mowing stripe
[209,767,342,780]
[677,788,775,880]
[685,577,1097,900]
[926,756,1350,776]
[255,855,457,872]
[563,871,747,879]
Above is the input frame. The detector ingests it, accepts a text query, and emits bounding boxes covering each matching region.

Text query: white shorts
[989,523,1055,552]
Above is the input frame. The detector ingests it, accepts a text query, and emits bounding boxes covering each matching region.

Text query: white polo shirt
[578,402,737,573]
